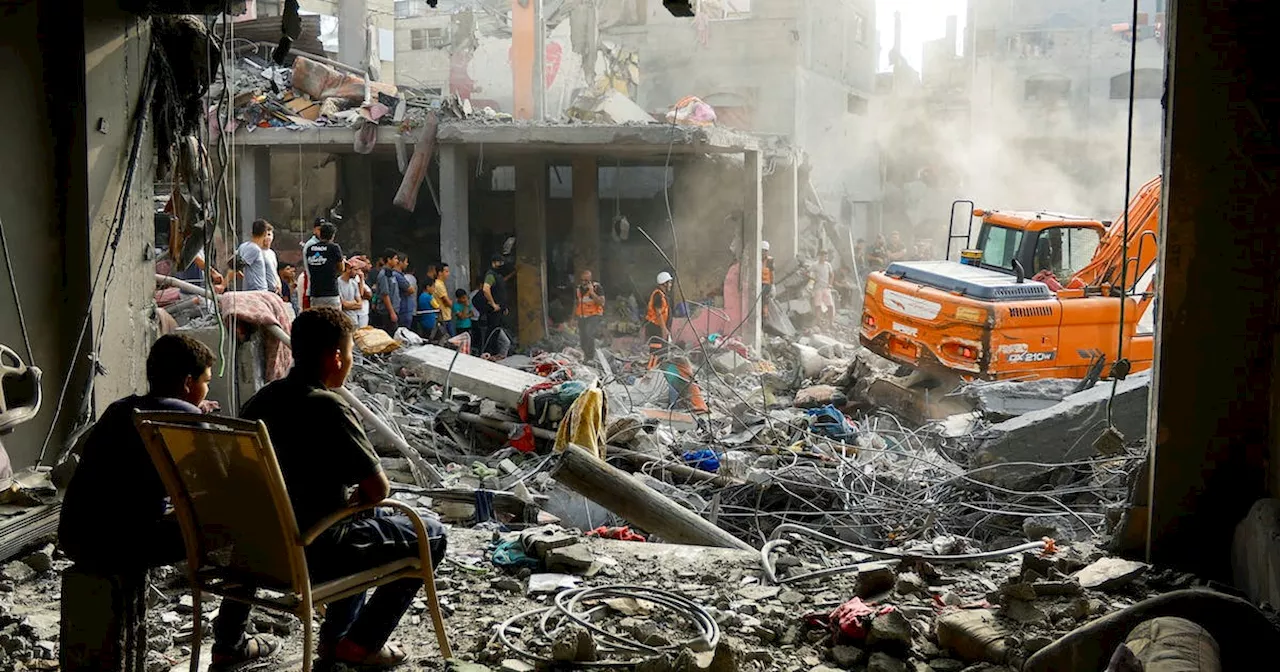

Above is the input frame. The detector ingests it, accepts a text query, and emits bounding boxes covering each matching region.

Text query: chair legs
[189,584,202,672]
[420,568,452,658]
[300,601,314,672]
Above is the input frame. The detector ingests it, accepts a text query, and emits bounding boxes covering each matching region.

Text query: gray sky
[877,0,968,72]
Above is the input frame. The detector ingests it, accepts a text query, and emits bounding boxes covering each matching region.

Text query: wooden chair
[133,411,451,672]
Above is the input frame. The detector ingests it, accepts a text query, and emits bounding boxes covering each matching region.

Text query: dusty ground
[0,525,1211,672]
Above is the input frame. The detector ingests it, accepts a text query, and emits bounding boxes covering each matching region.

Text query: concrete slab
[394,344,546,408]
[969,372,1151,487]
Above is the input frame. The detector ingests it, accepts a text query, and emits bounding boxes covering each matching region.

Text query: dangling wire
[1105,0,1142,429]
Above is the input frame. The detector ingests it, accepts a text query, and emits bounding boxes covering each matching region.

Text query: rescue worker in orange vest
[575,269,606,361]
[645,271,674,369]
[761,240,775,319]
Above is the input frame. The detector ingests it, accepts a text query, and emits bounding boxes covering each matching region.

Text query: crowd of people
[167,217,521,360]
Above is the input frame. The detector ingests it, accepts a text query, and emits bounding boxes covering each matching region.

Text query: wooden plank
[394,345,546,408]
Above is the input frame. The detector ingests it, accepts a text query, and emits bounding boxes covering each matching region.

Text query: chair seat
[194,558,424,613]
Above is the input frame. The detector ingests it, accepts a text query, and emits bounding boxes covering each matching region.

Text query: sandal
[333,640,410,669]
[210,634,280,670]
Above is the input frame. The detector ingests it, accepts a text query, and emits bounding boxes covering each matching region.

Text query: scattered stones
[831,644,866,667]
[144,650,171,672]
[1073,557,1148,591]
[0,562,34,585]
[868,651,908,672]
[927,658,965,672]
[895,572,926,595]
[551,625,597,662]
[866,609,913,654]
[1001,599,1047,625]
[857,565,898,598]
[544,544,596,573]
[493,577,524,593]
[778,590,808,605]
[499,660,535,672]
[20,547,54,575]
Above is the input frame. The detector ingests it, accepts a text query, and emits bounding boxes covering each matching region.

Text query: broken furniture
[133,412,452,672]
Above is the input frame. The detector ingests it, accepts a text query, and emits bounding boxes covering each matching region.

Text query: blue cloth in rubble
[474,489,496,525]
[682,448,721,473]
[805,405,858,443]
[491,539,540,570]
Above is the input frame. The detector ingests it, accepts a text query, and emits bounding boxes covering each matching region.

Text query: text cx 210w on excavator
[858,176,1162,414]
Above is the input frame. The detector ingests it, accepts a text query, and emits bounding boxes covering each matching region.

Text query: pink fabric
[155,287,182,306]
[672,263,742,344]
[218,291,295,381]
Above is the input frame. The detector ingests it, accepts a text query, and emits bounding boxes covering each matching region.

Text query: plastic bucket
[960,250,983,267]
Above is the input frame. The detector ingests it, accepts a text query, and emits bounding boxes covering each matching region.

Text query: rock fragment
[935,609,1009,664]
[1073,557,1148,591]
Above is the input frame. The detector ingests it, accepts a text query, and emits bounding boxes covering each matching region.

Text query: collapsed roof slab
[232,121,767,158]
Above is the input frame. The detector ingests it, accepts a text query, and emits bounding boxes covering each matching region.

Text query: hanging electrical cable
[0,216,34,366]
[1102,0,1142,436]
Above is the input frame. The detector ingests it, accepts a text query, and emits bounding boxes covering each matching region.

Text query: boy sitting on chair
[217,307,446,669]
[59,334,281,668]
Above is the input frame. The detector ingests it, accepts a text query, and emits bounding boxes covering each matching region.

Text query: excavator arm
[1068,176,1163,291]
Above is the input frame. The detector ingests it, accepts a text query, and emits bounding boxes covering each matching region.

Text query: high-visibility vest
[645,288,670,328]
[575,285,604,318]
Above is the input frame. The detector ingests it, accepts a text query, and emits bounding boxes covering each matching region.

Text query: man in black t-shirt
[479,253,511,357]
[215,308,446,669]
[307,222,345,309]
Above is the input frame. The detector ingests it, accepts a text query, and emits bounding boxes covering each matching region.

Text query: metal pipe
[156,274,215,301]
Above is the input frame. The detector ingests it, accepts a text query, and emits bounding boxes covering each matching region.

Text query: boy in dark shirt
[58,334,283,667]
[216,308,446,669]
[306,222,345,309]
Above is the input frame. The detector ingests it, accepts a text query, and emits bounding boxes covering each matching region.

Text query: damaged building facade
[6,1,1280,671]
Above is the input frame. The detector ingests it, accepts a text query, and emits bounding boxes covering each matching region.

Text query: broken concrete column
[515,157,549,344]
[969,372,1151,487]
[236,146,270,238]
[439,144,472,292]
[571,157,599,277]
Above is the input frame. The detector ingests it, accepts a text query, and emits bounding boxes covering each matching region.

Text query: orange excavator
[858,176,1161,414]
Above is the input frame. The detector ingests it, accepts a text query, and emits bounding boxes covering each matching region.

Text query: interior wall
[84,9,157,415]
[0,2,77,469]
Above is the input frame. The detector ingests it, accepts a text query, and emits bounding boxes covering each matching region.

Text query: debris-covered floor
[0,291,1213,671]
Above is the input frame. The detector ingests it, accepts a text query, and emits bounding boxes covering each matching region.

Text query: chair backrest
[134,411,307,592]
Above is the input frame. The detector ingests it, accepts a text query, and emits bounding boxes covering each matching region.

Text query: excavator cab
[961,210,1108,285]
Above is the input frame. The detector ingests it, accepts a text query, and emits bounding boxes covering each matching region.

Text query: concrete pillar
[741,150,763,348]
[237,146,271,239]
[511,0,545,120]
[763,158,799,265]
[338,154,373,256]
[515,158,548,344]
[440,144,472,293]
[571,157,600,277]
[338,0,368,72]
[1147,0,1280,576]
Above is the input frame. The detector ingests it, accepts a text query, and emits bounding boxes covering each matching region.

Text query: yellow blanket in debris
[354,326,401,355]
[554,386,607,460]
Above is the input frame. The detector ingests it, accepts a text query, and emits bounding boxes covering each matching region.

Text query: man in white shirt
[234,220,273,292]
[338,263,372,328]
[263,228,281,294]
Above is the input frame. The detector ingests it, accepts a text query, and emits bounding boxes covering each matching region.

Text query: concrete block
[1232,498,1280,608]
[965,378,1082,420]
[970,372,1151,487]
[394,344,547,408]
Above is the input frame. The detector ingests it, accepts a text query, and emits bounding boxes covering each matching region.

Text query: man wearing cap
[645,271,674,368]
[761,240,775,319]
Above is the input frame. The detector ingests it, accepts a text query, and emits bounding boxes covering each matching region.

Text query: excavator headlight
[955,306,987,324]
